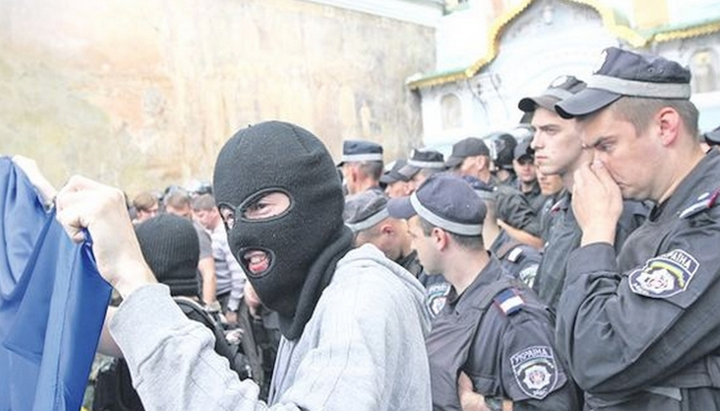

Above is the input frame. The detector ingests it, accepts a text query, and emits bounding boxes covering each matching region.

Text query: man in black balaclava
[56,120,433,410]
[212,121,352,340]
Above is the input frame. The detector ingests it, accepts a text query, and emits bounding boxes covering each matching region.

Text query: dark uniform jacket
[490,230,541,288]
[556,150,720,410]
[518,180,546,216]
[533,190,648,312]
[398,250,451,318]
[426,257,580,410]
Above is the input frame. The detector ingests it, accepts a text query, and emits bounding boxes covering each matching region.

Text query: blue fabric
[0,157,112,411]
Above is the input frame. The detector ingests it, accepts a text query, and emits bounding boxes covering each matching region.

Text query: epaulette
[550,199,564,214]
[493,288,525,316]
[507,246,524,263]
[679,188,720,219]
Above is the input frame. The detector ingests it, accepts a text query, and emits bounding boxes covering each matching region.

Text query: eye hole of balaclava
[218,189,293,230]
[218,189,293,278]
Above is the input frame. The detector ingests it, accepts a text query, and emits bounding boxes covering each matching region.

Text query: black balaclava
[213,121,353,340]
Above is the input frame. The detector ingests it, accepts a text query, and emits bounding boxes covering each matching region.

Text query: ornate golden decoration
[407,0,720,90]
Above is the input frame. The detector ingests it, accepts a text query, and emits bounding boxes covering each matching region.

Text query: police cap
[555,47,692,119]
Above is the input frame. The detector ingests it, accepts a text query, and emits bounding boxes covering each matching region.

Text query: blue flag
[0,157,112,410]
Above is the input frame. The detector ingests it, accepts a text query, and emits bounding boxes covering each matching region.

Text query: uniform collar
[651,149,720,222]
[446,256,504,311]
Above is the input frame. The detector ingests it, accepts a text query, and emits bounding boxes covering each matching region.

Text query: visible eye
[596,142,613,152]
[244,200,270,217]
[241,192,291,220]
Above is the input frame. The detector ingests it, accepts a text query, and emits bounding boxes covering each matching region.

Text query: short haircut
[355,161,384,180]
[418,217,483,250]
[192,193,216,211]
[132,191,157,212]
[164,190,191,209]
[353,223,382,246]
[589,96,699,140]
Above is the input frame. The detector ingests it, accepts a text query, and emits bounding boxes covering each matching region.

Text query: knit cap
[135,214,200,297]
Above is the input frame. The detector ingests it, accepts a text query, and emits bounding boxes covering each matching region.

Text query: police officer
[380,159,415,198]
[344,190,451,317]
[398,148,447,190]
[387,174,579,410]
[338,139,384,195]
[449,137,544,248]
[487,133,518,187]
[553,47,720,410]
[468,179,541,288]
[518,74,648,312]
[512,139,546,215]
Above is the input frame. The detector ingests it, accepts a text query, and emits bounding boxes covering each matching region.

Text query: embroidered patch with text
[510,345,558,400]
[628,249,699,298]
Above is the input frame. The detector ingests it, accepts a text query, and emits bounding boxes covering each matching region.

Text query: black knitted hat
[135,214,200,297]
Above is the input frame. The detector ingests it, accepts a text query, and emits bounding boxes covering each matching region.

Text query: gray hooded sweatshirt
[110,244,432,411]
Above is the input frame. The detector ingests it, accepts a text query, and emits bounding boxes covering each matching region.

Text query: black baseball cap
[343,190,390,233]
[445,137,491,168]
[379,159,413,184]
[555,47,692,119]
[518,75,587,113]
[399,148,446,177]
[387,174,485,236]
[338,140,384,166]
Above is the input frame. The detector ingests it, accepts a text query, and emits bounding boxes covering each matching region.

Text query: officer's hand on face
[56,176,157,298]
[572,159,622,247]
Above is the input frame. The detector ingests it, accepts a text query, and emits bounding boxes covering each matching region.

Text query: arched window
[691,49,718,93]
[441,93,463,130]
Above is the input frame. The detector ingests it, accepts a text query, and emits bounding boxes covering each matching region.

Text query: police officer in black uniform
[467,178,542,288]
[387,174,579,410]
[398,148,447,189]
[512,139,546,215]
[380,159,414,198]
[343,190,450,317]
[338,140,384,195]
[554,47,720,410]
[518,75,648,312]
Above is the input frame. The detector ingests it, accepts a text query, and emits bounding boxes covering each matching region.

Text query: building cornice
[407,0,720,90]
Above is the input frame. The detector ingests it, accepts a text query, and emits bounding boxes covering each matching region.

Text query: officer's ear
[379,221,395,236]
[431,227,449,251]
[656,106,682,147]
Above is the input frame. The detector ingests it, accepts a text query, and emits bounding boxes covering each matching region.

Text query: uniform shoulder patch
[493,288,524,316]
[628,249,700,298]
[510,345,558,400]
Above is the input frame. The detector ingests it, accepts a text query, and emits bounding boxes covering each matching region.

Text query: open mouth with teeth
[242,249,272,275]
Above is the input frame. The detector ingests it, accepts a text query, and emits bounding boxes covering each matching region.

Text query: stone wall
[0,0,435,195]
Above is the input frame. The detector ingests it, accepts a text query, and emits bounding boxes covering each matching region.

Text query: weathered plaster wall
[0,0,435,195]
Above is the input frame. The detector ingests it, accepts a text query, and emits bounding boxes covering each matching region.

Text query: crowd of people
[9,46,720,410]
